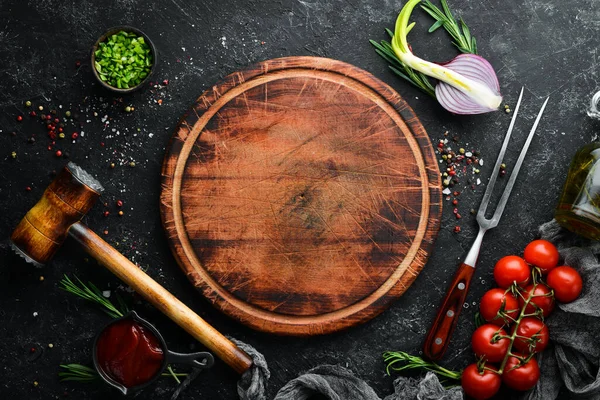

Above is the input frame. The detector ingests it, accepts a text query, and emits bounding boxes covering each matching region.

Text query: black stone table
[0,0,596,398]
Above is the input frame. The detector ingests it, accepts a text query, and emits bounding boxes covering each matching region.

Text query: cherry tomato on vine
[519,284,555,317]
[471,324,510,363]
[493,256,531,288]
[524,240,559,273]
[461,363,501,400]
[479,288,519,326]
[502,355,540,391]
[511,317,550,353]
[547,266,583,303]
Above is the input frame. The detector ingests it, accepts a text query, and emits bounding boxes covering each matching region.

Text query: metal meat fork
[423,88,549,361]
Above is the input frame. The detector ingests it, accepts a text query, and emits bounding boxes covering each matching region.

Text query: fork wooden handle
[423,263,475,361]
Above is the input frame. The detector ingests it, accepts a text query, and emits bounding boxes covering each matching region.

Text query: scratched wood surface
[160,57,442,336]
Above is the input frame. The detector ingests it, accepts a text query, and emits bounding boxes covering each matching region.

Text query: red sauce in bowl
[96,318,164,388]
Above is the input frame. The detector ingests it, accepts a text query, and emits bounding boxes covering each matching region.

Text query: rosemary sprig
[369,30,435,97]
[383,351,462,383]
[58,364,188,383]
[370,0,477,96]
[59,364,99,382]
[59,275,126,319]
[421,0,477,54]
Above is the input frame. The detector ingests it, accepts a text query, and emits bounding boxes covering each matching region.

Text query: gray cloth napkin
[176,219,600,400]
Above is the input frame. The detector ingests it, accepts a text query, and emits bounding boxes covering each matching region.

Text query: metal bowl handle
[166,351,214,369]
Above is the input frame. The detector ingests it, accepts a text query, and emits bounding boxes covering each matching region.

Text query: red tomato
[519,284,555,317]
[511,317,550,353]
[502,355,540,391]
[461,363,501,400]
[547,266,583,303]
[524,240,559,273]
[493,256,531,288]
[479,289,519,326]
[471,324,510,363]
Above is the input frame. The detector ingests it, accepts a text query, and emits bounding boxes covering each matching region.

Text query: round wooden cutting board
[160,56,441,336]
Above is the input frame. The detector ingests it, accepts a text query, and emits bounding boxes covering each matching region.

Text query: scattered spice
[103,211,110,217]
[17,115,23,122]
[454,226,461,233]
[11,151,16,159]
[110,162,115,169]
[39,276,44,281]
[118,210,124,216]
[103,230,109,235]
[59,133,65,139]
[25,100,32,107]
[38,105,44,111]
[124,106,132,113]
[71,132,79,140]
[26,186,32,191]
[116,200,123,207]
[129,161,136,167]
[55,150,62,157]
[48,343,54,349]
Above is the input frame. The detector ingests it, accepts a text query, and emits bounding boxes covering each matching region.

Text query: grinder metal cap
[10,163,104,266]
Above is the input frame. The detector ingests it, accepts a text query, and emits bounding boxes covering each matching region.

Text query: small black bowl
[92,311,214,395]
[91,26,157,94]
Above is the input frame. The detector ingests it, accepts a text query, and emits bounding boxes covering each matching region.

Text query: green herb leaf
[59,275,126,318]
[383,351,462,385]
[421,0,477,54]
[59,364,99,382]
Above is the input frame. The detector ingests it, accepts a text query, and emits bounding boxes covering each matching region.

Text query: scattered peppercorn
[25,100,32,107]
[11,151,16,158]
[103,230,109,235]
[454,226,461,233]
[65,110,71,118]
[48,343,54,348]
[28,137,35,143]
[72,132,79,140]
[129,161,136,167]
[116,200,123,207]
[55,150,62,157]
[124,106,132,113]
[118,210,124,216]
[39,275,44,281]
[33,381,39,387]
[110,162,115,169]
[30,111,36,117]
[59,133,65,139]
[157,99,163,105]
[163,79,169,85]
[26,186,31,191]
[103,211,110,217]
[17,115,23,122]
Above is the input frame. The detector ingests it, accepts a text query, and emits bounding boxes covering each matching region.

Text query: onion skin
[391,0,502,114]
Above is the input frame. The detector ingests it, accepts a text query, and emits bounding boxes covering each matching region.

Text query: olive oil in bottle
[556,143,600,240]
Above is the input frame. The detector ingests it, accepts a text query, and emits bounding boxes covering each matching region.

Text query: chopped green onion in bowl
[92,29,155,91]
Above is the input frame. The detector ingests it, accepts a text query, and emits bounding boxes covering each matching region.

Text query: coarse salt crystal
[465,152,473,157]
[33,312,38,317]
[442,188,451,195]
[476,178,481,185]
[102,290,111,298]
[479,159,484,166]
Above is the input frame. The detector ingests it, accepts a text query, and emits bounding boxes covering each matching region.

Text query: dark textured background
[0,0,597,399]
